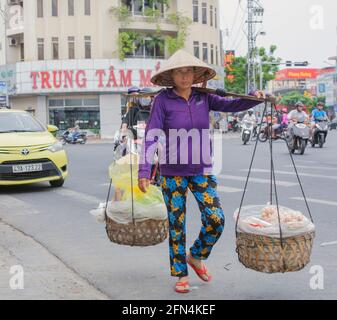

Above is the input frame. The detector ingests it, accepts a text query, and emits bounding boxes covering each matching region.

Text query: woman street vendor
[138,49,264,293]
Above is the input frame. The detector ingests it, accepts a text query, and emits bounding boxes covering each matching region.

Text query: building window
[202,3,207,25]
[52,0,58,17]
[210,5,213,27]
[52,37,59,60]
[85,36,91,59]
[215,7,218,28]
[126,36,164,59]
[193,41,200,59]
[68,36,75,59]
[202,43,208,63]
[84,0,91,15]
[123,0,164,17]
[193,0,198,23]
[37,0,44,18]
[210,44,214,65]
[68,0,74,16]
[37,38,44,60]
[216,46,219,65]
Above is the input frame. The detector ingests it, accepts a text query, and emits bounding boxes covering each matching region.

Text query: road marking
[218,174,297,187]
[321,241,337,247]
[0,195,40,215]
[55,189,103,205]
[241,168,337,181]
[284,165,335,171]
[295,160,317,164]
[217,186,243,193]
[291,197,337,207]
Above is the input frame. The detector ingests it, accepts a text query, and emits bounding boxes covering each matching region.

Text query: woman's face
[171,67,194,90]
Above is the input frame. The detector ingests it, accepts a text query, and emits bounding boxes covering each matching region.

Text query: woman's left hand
[254,90,266,99]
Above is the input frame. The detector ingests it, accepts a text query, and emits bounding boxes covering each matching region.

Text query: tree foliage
[225,45,281,93]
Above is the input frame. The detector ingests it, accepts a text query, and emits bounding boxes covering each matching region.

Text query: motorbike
[61,130,87,145]
[311,118,328,148]
[287,122,310,155]
[241,120,255,145]
[258,123,287,143]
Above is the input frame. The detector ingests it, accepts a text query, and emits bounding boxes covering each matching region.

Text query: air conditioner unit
[9,38,18,46]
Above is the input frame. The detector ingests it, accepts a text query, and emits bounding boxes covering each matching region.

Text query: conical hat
[151,49,217,87]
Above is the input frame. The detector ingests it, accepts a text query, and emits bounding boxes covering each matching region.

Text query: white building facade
[0,0,224,138]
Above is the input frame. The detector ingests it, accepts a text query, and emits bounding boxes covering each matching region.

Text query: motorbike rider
[287,101,309,139]
[242,109,257,136]
[133,87,154,144]
[121,86,141,139]
[310,101,328,139]
[243,109,257,125]
[272,108,288,138]
[69,122,81,143]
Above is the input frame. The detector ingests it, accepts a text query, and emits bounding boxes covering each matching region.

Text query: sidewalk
[0,220,109,300]
[86,132,240,144]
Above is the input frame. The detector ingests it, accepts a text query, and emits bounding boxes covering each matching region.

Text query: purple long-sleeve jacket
[138,88,261,179]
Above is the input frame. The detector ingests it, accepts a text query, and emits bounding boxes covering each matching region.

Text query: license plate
[12,163,43,173]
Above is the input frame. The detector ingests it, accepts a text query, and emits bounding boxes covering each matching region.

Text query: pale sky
[219,0,337,68]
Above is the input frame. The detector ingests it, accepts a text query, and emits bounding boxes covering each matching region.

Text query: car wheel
[50,178,65,188]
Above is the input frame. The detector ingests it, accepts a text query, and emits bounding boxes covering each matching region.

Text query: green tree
[225,45,281,93]
[279,91,326,113]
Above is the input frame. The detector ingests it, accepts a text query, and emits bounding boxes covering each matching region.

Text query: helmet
[139,87,154,95]
[317,101,325,107]
[295,101,304,108]
[128,86,140,95]
[248,109,254,115]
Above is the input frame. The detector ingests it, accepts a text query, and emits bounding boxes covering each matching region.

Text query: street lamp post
[328,56,337,108]
[0,3,9,108]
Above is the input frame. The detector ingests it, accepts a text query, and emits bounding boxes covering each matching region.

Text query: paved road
[1,131,337,300]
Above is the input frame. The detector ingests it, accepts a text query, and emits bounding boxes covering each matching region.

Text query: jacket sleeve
[138,96,165,180]
[208,93,262,113]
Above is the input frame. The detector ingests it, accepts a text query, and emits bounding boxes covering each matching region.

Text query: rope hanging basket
[235,101,316,274]
[236,231,315,273]
[105,217,169,247]
[105,146,168,247]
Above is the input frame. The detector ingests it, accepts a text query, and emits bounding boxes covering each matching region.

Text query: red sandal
[187,257,213,283]
[175,281,190,294]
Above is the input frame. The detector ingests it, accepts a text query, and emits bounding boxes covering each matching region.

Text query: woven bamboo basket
[236,231,315,273]
[105,215,169,247]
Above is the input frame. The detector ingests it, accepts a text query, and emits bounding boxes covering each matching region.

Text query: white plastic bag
[90,203,106,224]
[234,205,315,238]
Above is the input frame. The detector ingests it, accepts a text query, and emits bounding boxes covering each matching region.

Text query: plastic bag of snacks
[106,154,167,224]
[234,204,315,238]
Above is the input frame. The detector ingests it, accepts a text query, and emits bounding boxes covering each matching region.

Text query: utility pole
[246,0,264,93]
[0,1,9,108]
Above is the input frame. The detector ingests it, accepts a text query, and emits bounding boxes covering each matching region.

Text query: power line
[224,1,241,49]
[228,12,246,50]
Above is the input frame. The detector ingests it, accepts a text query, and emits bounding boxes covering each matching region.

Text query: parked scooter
[287,122,310,155]
[61,130,87,145]
[311,118,328,148]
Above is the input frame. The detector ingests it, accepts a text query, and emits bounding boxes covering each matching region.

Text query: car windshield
[0,112,45,133]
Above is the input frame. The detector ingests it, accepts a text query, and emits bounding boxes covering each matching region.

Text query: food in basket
[234,205,315,238]
[261,206,304,224]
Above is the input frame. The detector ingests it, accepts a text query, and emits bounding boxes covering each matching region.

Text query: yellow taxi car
[0,108,68,187]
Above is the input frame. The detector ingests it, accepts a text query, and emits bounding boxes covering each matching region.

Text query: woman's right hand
[138,178,150,193]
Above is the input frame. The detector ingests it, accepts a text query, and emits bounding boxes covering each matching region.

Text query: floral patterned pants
[161,175,225,277]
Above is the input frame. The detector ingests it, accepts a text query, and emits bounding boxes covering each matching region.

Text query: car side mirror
[47,125,59,133]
